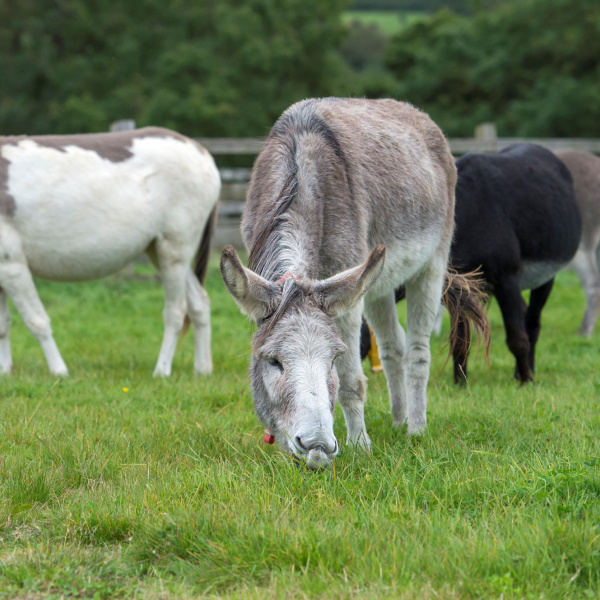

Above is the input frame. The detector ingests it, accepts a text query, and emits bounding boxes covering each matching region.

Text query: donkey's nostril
[295,436,308,453]
[296,435,338,456]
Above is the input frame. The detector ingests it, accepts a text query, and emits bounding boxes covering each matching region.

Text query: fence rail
[201,136,600,161]
[197,123,600,186]
[110,120,600,246]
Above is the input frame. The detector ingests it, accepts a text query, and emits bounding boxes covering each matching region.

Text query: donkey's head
[220,245,385,469]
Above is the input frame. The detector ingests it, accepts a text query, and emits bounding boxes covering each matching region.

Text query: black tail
[193,202,219,285]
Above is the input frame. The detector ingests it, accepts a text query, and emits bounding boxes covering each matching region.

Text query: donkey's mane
[247,100,349,278]
[254,278,307,347]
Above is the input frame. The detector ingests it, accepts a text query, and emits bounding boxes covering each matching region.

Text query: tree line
[1,0,598,138]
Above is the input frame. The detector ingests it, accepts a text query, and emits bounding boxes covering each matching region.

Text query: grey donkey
[555,150,600,337]
[221,98,489,469]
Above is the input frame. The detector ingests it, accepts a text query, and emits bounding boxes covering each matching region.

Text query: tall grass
[0,256,598,598]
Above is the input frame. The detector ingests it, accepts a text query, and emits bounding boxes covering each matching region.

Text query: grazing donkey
[0,127,220,376]
[221,98,488,469]
[554,150,600,337]
[448,144,581,383]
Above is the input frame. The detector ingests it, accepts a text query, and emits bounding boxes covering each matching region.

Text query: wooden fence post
[474,122,498,153]
[110,119,136,132]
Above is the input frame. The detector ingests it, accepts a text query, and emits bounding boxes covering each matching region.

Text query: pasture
[0,254,599,599]
[342,11,423,36]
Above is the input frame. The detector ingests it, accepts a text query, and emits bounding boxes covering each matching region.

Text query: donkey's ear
[220,246,279,321]
[314,245,386,317]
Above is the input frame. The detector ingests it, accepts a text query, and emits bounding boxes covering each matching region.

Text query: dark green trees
[1,0,349,136]
[386,0,600,136]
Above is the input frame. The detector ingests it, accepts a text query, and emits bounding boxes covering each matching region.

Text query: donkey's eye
[267,357,284,372]
[331,351,343,370]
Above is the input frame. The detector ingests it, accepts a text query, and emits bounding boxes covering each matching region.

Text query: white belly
[519,260,565,290]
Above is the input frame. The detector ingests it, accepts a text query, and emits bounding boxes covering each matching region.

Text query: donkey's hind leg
[185,270,212,375]
[0,288,12,374]
[404,255,446,435]
[524,278,554,374]
[364,293,406,427]
[150,239,190,377]
[494,274,532,383]
[572,245,600,337]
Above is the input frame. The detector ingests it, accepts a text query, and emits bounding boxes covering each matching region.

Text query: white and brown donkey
[221,98,488,468]
[0,127,220,376]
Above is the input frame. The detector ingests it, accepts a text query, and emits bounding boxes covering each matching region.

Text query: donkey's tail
[193,202,219,285]
[180,202,219,339]
[442,267,490,361]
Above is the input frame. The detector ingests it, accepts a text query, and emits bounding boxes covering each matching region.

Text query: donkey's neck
[256,203,323,282]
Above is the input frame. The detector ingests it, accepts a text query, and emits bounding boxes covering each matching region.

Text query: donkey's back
[1,127,219,281]
[453,143,581,289]
[242,98,456,290]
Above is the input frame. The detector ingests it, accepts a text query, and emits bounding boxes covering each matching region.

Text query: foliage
[353,0,472,13]
[0,0,350,136]
[0,254,599,597]
[343,10,425,37]
[340,20,389,70]
[385,0,600,136]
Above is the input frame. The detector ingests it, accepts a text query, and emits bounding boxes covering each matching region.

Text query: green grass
[0,254,599,598]
[342,11,424,36]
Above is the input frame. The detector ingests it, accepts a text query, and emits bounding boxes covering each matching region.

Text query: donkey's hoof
[153,368,171,378]
[50,366,69,377]
[392,417,408,429]
[407,421,426,436]
[347,434,371,452]
[194,363,213,376]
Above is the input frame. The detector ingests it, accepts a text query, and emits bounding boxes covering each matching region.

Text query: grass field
[0,255,599,599]
[342,11,424,36]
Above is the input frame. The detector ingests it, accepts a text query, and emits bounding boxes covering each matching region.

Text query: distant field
[0,255,599,598]
[343,10,425,35]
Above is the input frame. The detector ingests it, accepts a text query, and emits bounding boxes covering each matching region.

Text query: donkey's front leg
[0,265,68,376]
[364,293,407,426]
[0,287,12,374]
[335,306,371,449]
[404,257,445,435]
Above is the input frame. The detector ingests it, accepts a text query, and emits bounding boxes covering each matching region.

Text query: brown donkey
[555,150,600,337]
[221,98,488,468]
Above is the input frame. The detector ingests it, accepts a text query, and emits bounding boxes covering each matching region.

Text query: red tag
[264,431,275,444]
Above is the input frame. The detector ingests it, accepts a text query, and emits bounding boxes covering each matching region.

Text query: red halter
[277,273,301,284]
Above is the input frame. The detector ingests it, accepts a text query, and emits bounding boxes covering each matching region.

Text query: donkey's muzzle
[295,435,339,469]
